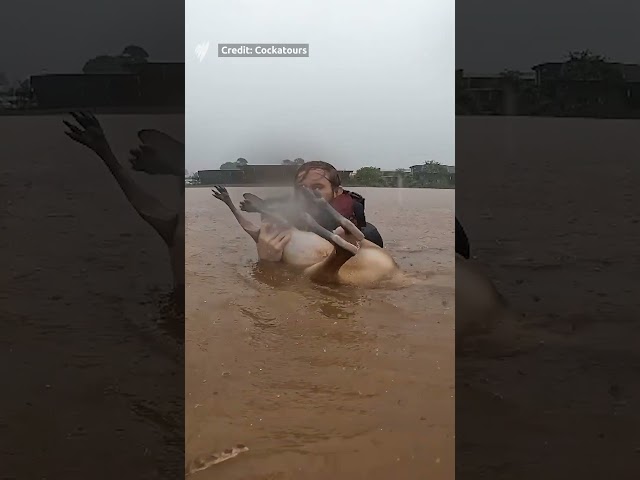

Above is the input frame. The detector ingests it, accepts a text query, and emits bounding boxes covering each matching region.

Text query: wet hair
[294,161,341,190]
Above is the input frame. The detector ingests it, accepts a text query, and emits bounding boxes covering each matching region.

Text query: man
[256,161,383,262]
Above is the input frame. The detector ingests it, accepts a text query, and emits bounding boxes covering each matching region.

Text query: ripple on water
[185,187,454,480]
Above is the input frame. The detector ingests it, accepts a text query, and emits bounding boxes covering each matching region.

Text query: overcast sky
[0,0,183,80]
[456,0,640,73]
[2,1,638,171]
[186,0,455,171]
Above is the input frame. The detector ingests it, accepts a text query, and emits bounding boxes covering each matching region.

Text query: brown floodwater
[455,116,640,478]
[185,186,455,479]
[1,114,184,479]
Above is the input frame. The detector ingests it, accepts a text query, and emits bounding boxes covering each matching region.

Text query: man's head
[294,161,343,202]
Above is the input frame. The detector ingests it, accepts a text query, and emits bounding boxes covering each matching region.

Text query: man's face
[296,168,340,202]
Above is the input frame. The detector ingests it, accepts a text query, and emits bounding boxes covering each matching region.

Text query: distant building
[456,69,535,115]
[337,170,353,182]
[531,61,640,112]
[197,169,245,185]
[30,62,184,109]
[458,61,640,117]
[242,164,353,185]
[379,169,410,184]
[0,79,16,108]
[410,164,455,183]
[133,62,184,107]
[31,73,139,108]
[196,164,353,186]
[531,62,640,85]
[380,169,411,176]
[240,164,299,184]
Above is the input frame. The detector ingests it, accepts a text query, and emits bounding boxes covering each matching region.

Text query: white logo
[195,41,210,62]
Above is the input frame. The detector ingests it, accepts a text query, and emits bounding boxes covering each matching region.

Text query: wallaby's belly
[282,230,334,267]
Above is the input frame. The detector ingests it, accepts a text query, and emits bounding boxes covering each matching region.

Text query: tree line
[457,50,637,117]
[343,162,453,189]
[219,158,306,169]
[1,45,151,110]
[186,159,454,189]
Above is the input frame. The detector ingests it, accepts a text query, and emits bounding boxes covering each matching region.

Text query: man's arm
[256,223,291,262]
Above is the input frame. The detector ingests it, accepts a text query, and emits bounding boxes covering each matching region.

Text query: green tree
[83,45,150,74]
[293,158,305,165]
[122,45,149,62]
[417,161,452,187]
[353,167,384,187]
[282,159,293,165]
[500,69,522,84]
[456,69,478,115]
[557,50,624,115]
[563,50,620,82]
[82,55,129,73]
[187,172,201,185]
[422,160,449,175]
[220,158,249,169]
[15,78,31,107]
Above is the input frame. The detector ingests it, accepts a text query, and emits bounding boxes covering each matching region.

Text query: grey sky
[4,0,635,80]
[186,0,454,171]
[0,0,183,81]
[3,0,637,171]
[456,0,640,73]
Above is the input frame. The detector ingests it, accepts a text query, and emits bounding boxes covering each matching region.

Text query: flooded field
[456,116,640,478]
[185,186,455,479]
[0,113,454,478]
[1,114,184,479]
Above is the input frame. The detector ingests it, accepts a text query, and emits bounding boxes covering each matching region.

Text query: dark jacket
[455,217,470,258]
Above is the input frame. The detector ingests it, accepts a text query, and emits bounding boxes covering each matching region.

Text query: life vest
[330,191,366,228]
[331,191,383,246]
[330,193,355,221]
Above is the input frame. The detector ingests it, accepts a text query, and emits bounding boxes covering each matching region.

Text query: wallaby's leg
[303,214,359,255]
[240,193,290,214]
[300,205,360,284]
[211,186,260,243]
[240,193,293,229]
[298,187,365,241]
[134,129,185,176]
[304,244,354,284]
[129,144,178,176]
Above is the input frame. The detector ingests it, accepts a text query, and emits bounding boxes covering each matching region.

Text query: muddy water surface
[185,186,455,479]
[1,114,184,479]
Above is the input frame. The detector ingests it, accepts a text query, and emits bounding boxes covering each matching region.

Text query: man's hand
[63,112,110,154]
[257,222,292,262]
